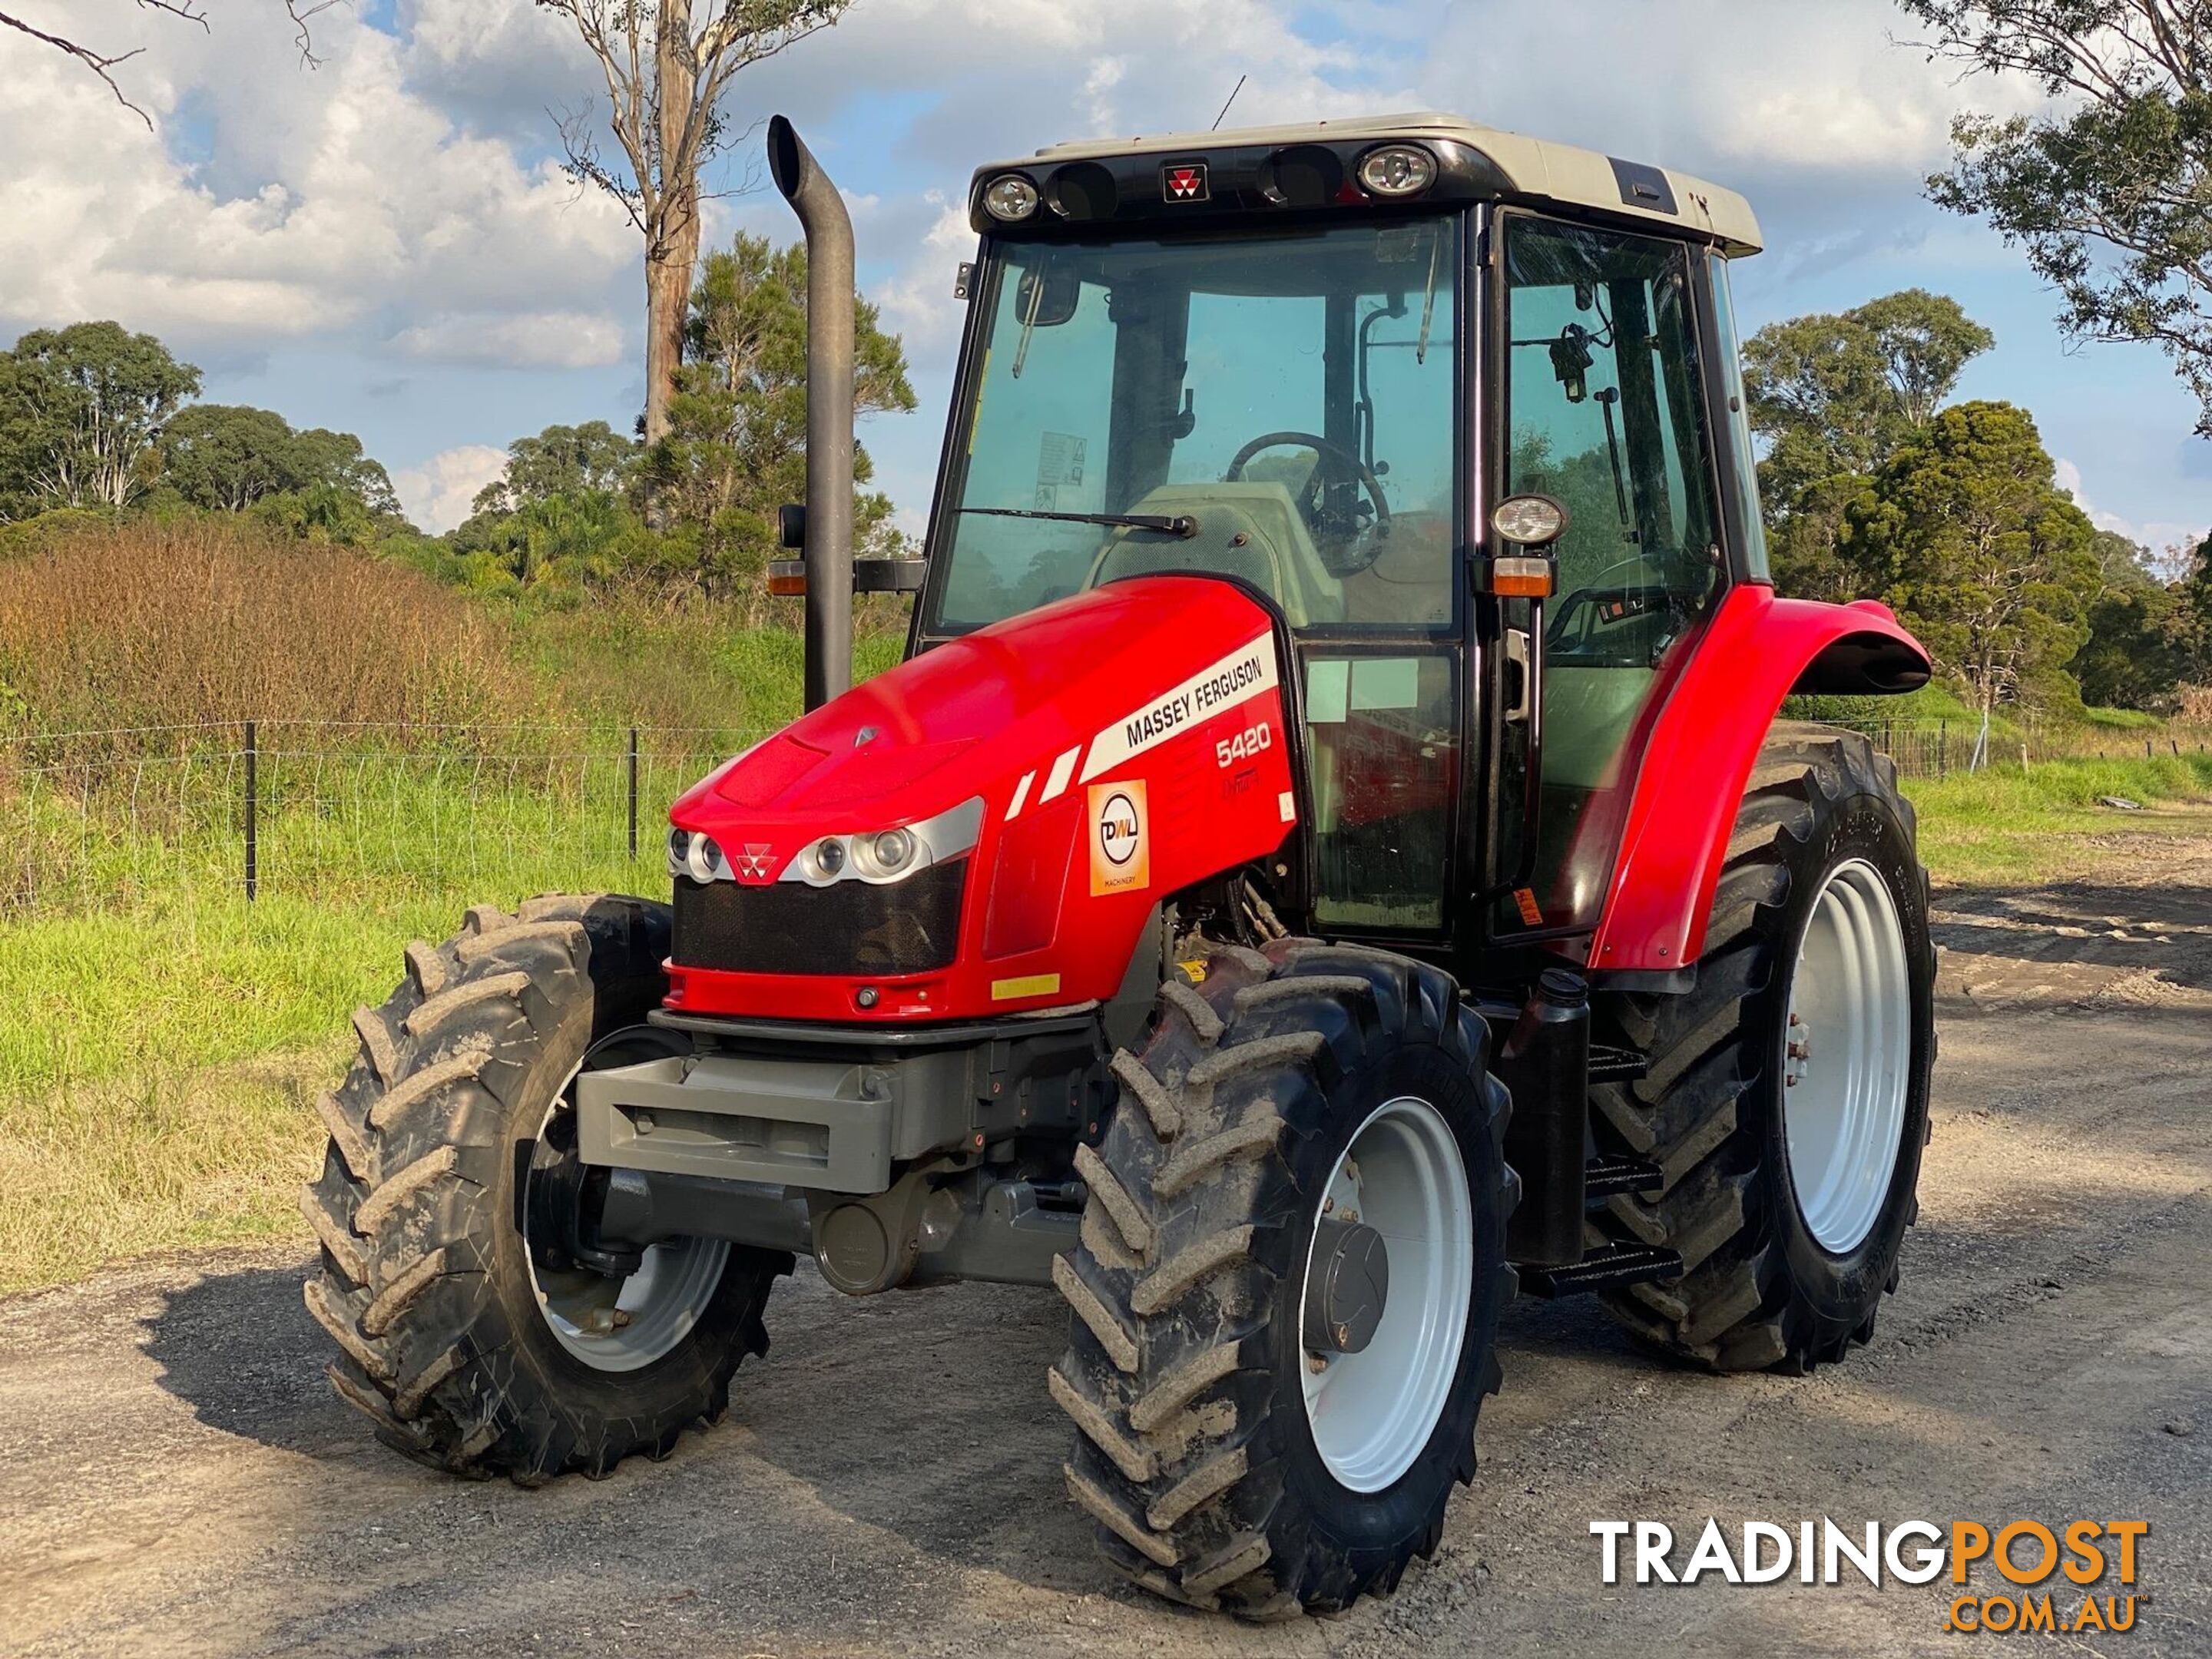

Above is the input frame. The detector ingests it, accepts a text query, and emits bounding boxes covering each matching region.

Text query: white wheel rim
[1780,857,1912,1253]
[1299,1095,1473,1493]
[526,1062,730,1374]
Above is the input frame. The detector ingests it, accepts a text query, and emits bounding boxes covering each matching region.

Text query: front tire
[1590,725,1935,1371]
[301,894,791,1480]
[1051,941,1516,1618]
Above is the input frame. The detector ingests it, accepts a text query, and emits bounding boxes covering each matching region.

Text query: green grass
[1906,752,2212,886]
[0,886,605,1291]
[0,617,912,1292]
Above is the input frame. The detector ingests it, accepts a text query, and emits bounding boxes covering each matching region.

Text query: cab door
[1488,212,1732,942]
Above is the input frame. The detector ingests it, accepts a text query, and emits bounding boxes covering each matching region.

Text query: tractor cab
[914,114,1775,964]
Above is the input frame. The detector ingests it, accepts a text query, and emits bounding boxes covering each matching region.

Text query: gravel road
[5,830,2210,1658]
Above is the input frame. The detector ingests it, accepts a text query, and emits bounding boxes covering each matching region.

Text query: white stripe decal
[1081,633,1280,783]
[1039,746,1080,803]
[1007,770,1035,820]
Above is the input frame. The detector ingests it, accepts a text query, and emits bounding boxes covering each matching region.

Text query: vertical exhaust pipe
[767,115,854,710]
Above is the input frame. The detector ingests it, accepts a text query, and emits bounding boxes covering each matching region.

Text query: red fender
[1583,585,1930,975]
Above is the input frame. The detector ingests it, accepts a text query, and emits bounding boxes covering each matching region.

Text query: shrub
[0,518,527,745]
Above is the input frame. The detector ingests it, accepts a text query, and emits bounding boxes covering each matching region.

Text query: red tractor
[305,112,1936,1618]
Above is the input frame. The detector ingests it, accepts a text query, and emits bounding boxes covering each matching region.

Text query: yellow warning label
[991,972,1062,1002]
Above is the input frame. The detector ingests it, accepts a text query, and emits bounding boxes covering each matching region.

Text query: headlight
[781,799,985,888]
[793,836,847,883]
[853,827,917,880]
[1357,144,1435,198]
[667,826,693,872]
[686,834,724,884]
[983,174,1040,222]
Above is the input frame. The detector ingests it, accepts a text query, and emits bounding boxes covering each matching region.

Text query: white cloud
[392,310,627,369]
[1424,0,2045,184]
[2055,459,2207,562]
[392,443,510,533]
[873,192,980,358]
[0,5,634,351]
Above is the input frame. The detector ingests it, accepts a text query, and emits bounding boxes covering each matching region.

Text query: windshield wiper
[955,507,1197,538]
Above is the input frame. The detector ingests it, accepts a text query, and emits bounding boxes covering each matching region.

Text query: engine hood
[671,575,1279,859]
[662,574,1300,1022]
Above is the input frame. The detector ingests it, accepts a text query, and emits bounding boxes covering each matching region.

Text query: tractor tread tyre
[1051,940,1516,1619]
[1590,724,1935,1373]
[303,893,788,1482]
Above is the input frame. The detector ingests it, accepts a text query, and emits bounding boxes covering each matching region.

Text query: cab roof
[972,110,1763,256]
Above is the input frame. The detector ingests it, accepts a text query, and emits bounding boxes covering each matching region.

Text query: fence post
[244,718,258,902]
[627,726,639,861]
[2147,738,2154,760]
[1939,720,1948,780]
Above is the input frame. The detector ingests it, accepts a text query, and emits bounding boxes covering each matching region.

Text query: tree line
[0,320,404,541]
[1746,288,2210,720]
[0,232,914,605]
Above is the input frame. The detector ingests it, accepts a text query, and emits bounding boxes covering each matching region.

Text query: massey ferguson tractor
[304,112,1936,1618]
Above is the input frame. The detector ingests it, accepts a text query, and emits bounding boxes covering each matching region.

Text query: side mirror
[1015,264,1081,327]
[1549,324,1594,404]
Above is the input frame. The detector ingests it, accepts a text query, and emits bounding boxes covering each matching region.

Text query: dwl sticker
[1089,780,1151,896]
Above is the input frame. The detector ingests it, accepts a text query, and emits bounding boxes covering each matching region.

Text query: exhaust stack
[767,115,855,711]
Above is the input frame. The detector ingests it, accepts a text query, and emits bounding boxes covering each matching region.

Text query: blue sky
[1,0,2202,552]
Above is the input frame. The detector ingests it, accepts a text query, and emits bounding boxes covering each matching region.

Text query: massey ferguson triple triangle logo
[1163,162,1209,202]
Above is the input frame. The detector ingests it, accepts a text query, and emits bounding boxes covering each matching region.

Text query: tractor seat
[1087,482,1343,628]
[1338,510,1454,625]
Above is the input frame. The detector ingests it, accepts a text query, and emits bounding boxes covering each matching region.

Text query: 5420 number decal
[1216,723,1273,768]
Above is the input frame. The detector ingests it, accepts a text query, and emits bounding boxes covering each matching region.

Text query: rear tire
[1050,940,1516,1618]
[301,894,791,1480]
[1590,725,1935,1371]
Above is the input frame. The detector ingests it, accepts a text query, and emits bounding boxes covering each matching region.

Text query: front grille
[672,859,967,976]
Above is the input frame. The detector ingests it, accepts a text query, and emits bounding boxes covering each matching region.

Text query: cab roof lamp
[1357,144,1436,198]
[983,174,1041,222]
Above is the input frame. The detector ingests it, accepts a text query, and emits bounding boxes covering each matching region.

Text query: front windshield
[926,219,1462,635]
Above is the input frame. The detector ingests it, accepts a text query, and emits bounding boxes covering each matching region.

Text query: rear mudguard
[1584,585,1929,975]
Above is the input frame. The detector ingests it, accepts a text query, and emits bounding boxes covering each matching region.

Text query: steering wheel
[1546,553,1683,658]
[1224,430,1391,575]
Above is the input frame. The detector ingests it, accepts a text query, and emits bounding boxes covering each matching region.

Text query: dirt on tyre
[301,893,790,1481]
[1591,724,1936,1372]
[1050,939,1517,1618]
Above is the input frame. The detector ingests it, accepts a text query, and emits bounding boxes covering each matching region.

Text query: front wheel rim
[1780,857,1912,1253]
[1299,1095,1473,1493]
[525,1041,729,1374]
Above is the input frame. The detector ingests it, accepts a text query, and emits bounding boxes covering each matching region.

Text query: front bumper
[572,1009,1104,1195]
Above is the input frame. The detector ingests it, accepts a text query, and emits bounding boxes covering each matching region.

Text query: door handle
[1503,628,1532,724]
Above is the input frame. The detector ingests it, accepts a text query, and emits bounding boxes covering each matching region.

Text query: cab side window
[1500,216,1724,932]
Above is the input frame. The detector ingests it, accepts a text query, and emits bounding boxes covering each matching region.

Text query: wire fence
[1826,717,2212,782]
[8,714,2211,921]
[1,721,729,919]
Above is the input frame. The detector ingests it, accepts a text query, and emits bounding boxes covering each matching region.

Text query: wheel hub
[1303,1219,1389,1355]
[1299,1096,1474,1493]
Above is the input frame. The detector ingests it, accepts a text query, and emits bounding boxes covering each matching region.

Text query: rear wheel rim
[526,1035,730,1373]
[1780,857,1912,1253]
[1298,1095,1473,1493]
